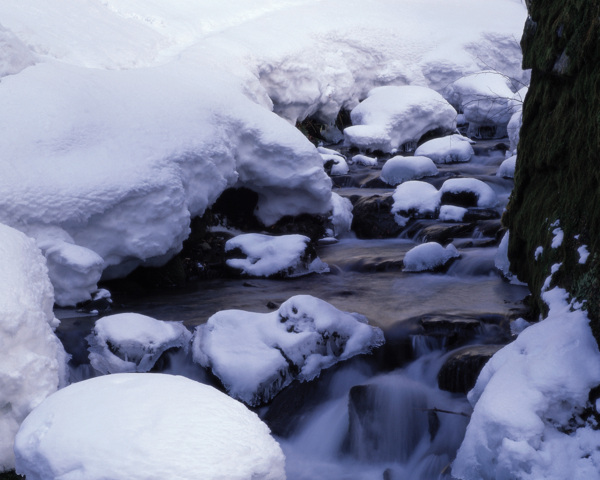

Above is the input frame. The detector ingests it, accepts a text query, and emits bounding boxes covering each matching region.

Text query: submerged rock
[438,344,503,394]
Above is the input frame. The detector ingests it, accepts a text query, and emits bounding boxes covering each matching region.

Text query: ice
[87,313,192,374]
[380,156,438,186]
[439,205,468,222]
[453,286,600,480]
[0,224,68,471]
[403,242,460,272]
[440,178,498,208]
[414,134,474,164]
[225,233,329,277]
[344,86,457,153]
[192,295,384,406]
[391,181,441,224]
[14,373,286,480]
[497,154,517,178]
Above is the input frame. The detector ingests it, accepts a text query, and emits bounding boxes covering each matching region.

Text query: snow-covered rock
[391,181,441,226]
[344,86,457,153]
[380,155,438,186]
[352,154,378,166]
[439,205,468,222]
[403,242,460,272]
[453,287,600,480]
[328,192,353,237]
[439,178,498,208]
[497,154,517,178]
[192,295,384,406]
[14,373,286,480]
[0,223,68,471]
[320,153,349,176]
[414,134,474,164]
[87,313,192,375]
[446,71,518,139]
[225,233,329,277]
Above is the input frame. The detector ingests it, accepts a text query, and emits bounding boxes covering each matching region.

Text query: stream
[54,139,529,480]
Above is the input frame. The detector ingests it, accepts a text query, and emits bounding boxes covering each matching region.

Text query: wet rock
[474,219,503,240]
[350,194,403,239]
[416,223,475,243]
[440,190,478,208]
[463,208,500,222]
[418,314,482,348]
[437,344,503,393]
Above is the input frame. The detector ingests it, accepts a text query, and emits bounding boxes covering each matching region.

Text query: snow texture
[497,155,517,178]
[14,373,286,480]
[0,0,527,304]
[403,242,460,272]
[0,223,68,471]
[534,246,544,261]
[344,86,457,153]
[439,205,468,222]
[380,156,438,186]
[192,295,384,406]
[352,154,378,167]
[87,313,192,374]
[440,178,498,208]
[414,134,474,164]
[391,181,441,223]
[494,231,524,285]
[328,192,353,238]
[453,286,600,480]
[578,245,590,265]
[225,233,328,277]
[551,228,564,248]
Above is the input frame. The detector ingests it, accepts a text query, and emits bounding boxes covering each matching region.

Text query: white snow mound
[439,205,468,222]
[497,155,517,178]
[0,223,68,471]
[87,313,192,374]
[380,156,438,186]
[414,135,474,164]
[391,181,441,225]
[403,242,460,272]
[344,86,457,153]
[192,295,384,406]
[14,373,286,480]
[440,178,498,208]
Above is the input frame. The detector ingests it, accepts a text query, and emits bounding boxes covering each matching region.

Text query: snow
[534,246,544,260]
[225,233,329,277]
[446,71,518,138]
[453,286,600,480]
[380,156,438,186]
[578,245,590,264]
[414,134,474,164]
[507,87,528,152]
[439,205,468,222]
[403,242,460,272]
[328,192,353,238]
[344,86,457,153]
[494,231,524,285]
[14,373,286,480]
[352,154,378,167]
[0,0,527,304]
[0,223,68,471]
[497,154,517,178]
[440,178,498,208]
[87,313,192,374]
[192,295,384,406]
[552,227,564,248]
[391,181,441,224]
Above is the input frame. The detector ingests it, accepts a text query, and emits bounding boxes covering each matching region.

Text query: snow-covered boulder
[380,156,438,186]
[497,154,517,178]
[328,192,353,237]
[0,224,68,472]
[439,205,468,222]
[192,295,384,406]
[439,178,498,208]
[403,242,460,272]
[453,287,600,480]
[14,373,286,480]
[352,154,378,166]
[446,71,517,139]
[87,313,192,375]
[414,135,474,164]
[225,233,329,277]
[391,180,441,226]
[344,86,457,153]
[320,153,349,176]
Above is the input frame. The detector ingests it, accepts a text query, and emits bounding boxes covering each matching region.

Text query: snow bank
[192,295,384,406]
[87,313,192,374]
[497,154,517,178]
[14,373,286,480]
[453,286,600,480]
[0,223,68,471]
[414,134,474,164]
[403,242,460,272]
[440,178,498,208]
[344,86,457,153]
[225,233,328,277]
[380,156,438,186]
[391,181,441,225]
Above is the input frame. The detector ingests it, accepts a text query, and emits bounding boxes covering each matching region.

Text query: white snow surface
[552,227,564,248]
[0,0,528,304]
[225,233,328,277]
[380,155,438,186]
[497,154,517,178]
[0,224,68,471]
[344,86,457,153]
[453,286,600,480]
[494,231,524,285]
[352,154,378,167]
[328,192,353,238]
[578,245,590,265]
[14,373,286,480]
[192,295,384,406]
[414,135,474,164]
[87,313,192,374]
[439,205,468,222]
[440,178,498,208]
[403,242,460,272]
[391,181,441,219]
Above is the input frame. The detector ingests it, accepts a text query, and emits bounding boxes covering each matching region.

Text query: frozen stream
[54,140,529,480]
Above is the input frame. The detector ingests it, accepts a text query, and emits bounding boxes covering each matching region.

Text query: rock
[350,194,404,239]
[438,344,503,393]
[416,223,475,243]
[419,314,482,348]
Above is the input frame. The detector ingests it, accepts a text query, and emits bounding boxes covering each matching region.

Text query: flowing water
[54,140,529,479]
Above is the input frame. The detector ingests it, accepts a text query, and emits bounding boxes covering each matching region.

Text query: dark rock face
[438,345,503,394]
[504,0,600,343]
[350,194,404,238]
